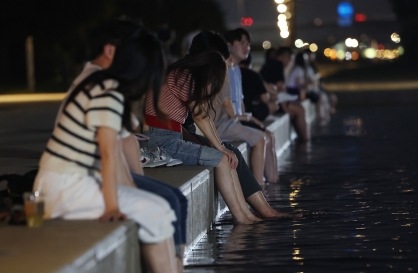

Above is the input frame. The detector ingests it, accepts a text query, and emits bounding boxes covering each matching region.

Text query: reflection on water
[344,117,363,136]
[185,106,418,272]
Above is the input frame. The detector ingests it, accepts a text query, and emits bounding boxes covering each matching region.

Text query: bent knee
[216,154,230,168]
[255,134,266,145]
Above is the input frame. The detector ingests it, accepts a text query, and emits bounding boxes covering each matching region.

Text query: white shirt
[286,66,305,89]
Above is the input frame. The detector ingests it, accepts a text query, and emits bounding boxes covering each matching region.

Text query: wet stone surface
[185,105,418,272]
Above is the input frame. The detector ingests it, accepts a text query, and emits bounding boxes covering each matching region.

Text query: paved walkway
[185,105,418,272]
[0,102,59,175]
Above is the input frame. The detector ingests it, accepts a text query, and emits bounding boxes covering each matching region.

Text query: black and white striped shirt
[39,79,124,176]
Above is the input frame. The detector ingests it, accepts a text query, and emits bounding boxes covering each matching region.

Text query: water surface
[185,105,418,272]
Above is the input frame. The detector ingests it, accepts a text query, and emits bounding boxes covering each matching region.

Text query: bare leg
[286,102,308,142]
[250,136,266,185]
[177,244,185,273]
[142,238,178,273]
[316,95,330,125]
[267,101,279,114]
[264,131,279,182]
[231,169,263,222]
[329,93,338,114]
[215,155,254,224]
[246,191,303,218]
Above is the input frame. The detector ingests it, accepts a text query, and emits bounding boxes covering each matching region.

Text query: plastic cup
[23,192,44,227]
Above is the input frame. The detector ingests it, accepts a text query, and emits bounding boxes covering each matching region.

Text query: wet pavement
[185,105,418,272]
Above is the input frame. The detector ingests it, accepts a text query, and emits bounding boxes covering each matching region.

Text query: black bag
[0,169,38,205]
[0,169,38,225]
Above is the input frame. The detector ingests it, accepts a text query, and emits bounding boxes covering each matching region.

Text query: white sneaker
[140,147,167,168]
[153,147,183,167]
[278,92,299,103]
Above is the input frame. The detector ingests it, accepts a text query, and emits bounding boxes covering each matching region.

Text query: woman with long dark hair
[34,31,180,272]
[144,49,262,225]
[182,31,296,218]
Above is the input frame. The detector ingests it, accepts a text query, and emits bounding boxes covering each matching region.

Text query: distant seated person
[260,47,309,143]
[286,51,320,103]
[305,49,338,115]
[239,53,278,122]
[287,51,330,124]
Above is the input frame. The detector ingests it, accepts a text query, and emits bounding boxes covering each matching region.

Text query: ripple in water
[185,106,418,272]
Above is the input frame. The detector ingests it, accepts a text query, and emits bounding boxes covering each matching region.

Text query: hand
[250,117,264,128]
[271,93,278,101]
[300,90,307,101]
[222,148,238,169]
[99,209,127,222]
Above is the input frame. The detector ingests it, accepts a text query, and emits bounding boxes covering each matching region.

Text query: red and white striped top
[146,69,194,124]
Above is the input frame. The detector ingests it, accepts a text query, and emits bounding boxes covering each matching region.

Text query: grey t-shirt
[211,78,231,124]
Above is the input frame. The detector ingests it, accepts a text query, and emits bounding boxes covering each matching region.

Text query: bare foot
[266,175,280,184]
[233,216,257,225]
[264,211,303,218]
[247,214,263,222]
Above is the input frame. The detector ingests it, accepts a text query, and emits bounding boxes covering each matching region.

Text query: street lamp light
[274,0,295,44]
[277,4,287,13]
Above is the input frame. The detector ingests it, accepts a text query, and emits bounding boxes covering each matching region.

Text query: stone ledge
[0,220,140,273]
[2,101,316,272]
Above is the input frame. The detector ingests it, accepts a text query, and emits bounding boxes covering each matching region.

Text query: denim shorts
[143,127,224,167]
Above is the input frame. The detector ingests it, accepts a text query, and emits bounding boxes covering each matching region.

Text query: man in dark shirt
[259,48,285,86]
[259,47,309,142]
[240,53,278,121]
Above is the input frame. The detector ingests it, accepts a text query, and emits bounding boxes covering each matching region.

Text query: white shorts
[34,169,176,244]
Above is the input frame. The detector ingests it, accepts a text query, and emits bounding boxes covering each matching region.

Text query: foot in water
[233,214,258,225]
[263,211,303,219]
[247,214,263,222]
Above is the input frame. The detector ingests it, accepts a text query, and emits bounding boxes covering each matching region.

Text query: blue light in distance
[337,2,354,18]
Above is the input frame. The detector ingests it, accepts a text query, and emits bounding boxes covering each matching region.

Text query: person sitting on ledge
[176,31,302,218]
[143,46,262,225]
[34,21,180,273]
[55,17,188,271]
[239,53,279,122]
[222,28,279,184]
[260,47,309,143]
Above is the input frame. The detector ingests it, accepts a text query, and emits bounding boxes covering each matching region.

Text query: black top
[259,59,285,84]
[240,67,267,112]
[183,111,196,134]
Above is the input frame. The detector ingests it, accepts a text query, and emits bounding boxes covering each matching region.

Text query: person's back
[34,22,183,272]
[42,79,123,178]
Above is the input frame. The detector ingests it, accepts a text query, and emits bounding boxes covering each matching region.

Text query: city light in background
[309,43,318,52]
[391,33,401,43]
[262,40,272,49]
[240,17,254,26]
[288,0,404,62]
[308,2,405,62]
[345,38,359,48]
[243,0,407,63]
[275,0,292,39]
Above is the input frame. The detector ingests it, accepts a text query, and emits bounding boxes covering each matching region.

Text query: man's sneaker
[278,92,299,103]
[153,147,183,167]
[140,147,167,168]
